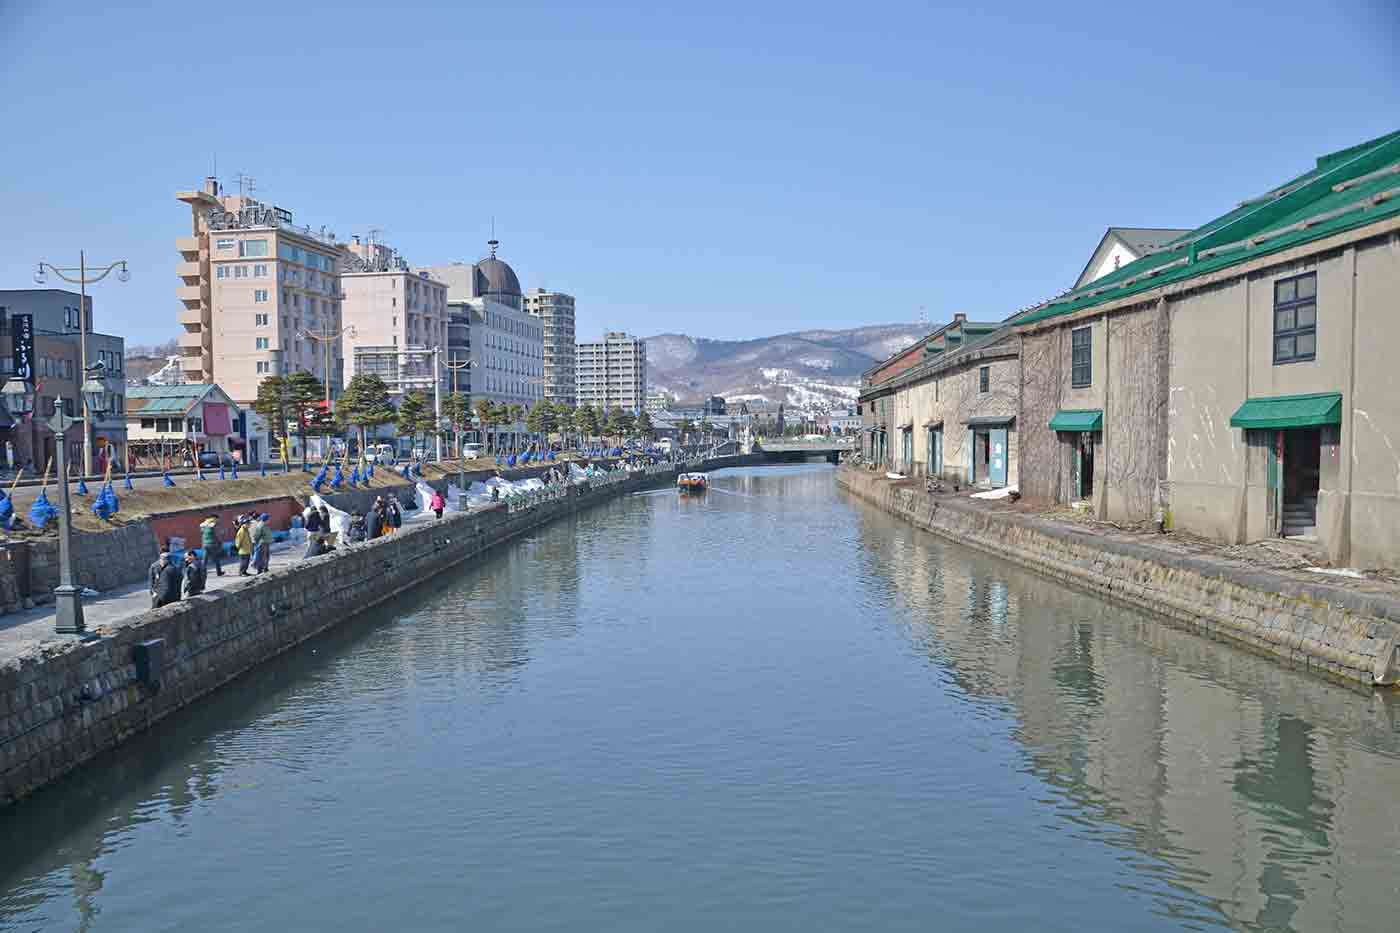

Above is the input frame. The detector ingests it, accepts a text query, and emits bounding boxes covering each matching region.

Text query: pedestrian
[318,505,331,535]
[199,514,225,576]
[303,528,327,560]
[253,512,273,573]
[182,549,206,598]
[387,497,403,533]
[365,501,384,540]
[430,488,445,520]
[234,516,254,575]
[148,551,182,608]
[304,503,323,534]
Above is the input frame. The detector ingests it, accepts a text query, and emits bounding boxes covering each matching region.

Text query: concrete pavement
[0,506,444,666]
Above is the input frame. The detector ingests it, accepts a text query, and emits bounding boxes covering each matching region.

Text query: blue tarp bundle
[0,493,12,525]
[76,478,89,495]
[366,463,374,479]
[91,481,119,520]
[330,465,344,489]
[196,469,206,481]
[506,454,517,467]
[311,464,328,492]
[411,463,422,477]
[163,471,176,487]
[401,464,411,479]
[350,465,361,487]
[28,490,57,529]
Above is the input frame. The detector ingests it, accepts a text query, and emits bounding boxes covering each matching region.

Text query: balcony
[177,260,202,280]
[178,330,210,352]
[176,236,200,256]
[178,307,206,329]
[176,284,204,304]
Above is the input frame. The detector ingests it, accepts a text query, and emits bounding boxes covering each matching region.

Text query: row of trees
[254,372,693,461]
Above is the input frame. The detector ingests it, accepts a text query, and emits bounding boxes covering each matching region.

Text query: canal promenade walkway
[0,507,446,667]
[838,467,1400,688]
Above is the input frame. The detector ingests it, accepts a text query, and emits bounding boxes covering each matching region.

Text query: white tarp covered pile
[414,481,437,512]
[568,462,589,484]
[516,477,545,492]
[446,483,466,511]
[465,480,494,507]
[309,494,352,541]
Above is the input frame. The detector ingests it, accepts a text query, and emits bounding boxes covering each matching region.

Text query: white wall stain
[1352,408,1400,493]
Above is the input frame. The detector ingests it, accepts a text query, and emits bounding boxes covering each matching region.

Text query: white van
[365,443,395,463]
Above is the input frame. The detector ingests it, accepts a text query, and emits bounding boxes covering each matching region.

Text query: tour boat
[677,472,708,494]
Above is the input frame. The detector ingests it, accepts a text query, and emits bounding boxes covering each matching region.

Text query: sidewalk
[0,507,443,666]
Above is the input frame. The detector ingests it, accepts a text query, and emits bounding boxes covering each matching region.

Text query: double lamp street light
[2,363,113,636]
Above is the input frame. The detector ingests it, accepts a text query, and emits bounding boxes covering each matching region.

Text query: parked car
[197,452,235,469]
[364,443,395,463]
[461,443,484,459]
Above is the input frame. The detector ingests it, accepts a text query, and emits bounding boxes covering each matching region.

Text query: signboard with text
[11,314,34,383]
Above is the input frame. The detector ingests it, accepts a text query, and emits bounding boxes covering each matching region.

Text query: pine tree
[284,369,325,466]
[576,404,599,441]
[443,393,471,456]
[252,376,290,462]
[525,400,554,438]
[636,410,654,439]
[397,390,431,452]
[555,404,575,448]
[337,374,395,454]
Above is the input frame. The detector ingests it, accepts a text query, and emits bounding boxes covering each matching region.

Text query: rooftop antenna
[918,305,929,332]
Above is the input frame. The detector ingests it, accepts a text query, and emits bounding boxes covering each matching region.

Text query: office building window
[254,264,268,277]
[255,313,270,326]
[1274,272,1317,364]
[254,289,269,303]
[1071,326,1092,388]
[256,361,270,374]
[239,239,269,258]
[216,266,228,280]
[256,337,269,349]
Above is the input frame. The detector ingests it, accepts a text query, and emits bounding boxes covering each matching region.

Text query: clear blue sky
[1,0,1396,349]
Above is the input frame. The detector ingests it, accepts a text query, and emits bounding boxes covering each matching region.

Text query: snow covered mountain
[645,323,929,412]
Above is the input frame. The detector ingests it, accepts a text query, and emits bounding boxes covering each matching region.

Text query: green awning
[966,415,1014,428]
[1229,393,1342,430]
[1049,409,1103,432]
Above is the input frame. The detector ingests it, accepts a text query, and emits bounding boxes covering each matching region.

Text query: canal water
[2,464,1397,932]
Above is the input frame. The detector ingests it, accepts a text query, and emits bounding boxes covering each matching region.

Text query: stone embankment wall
[836,468,1400,688]
[0,456,753,806]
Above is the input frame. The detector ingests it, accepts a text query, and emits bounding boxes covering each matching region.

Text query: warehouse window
[979,366,990,394]
[1273,272,1317,364]
[1071,327,1092,387]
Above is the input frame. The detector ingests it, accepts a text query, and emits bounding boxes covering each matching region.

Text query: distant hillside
[645,323,929,412]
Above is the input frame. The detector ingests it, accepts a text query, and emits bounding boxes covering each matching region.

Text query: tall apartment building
[176,179,344,404]
[421,241,542,414]
[575,332,647,412]
[340,237,449,399]
[523,288,576,407]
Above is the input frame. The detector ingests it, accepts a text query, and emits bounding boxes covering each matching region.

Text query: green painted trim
[1049,409,1103,432]
[1228,392,1342,430]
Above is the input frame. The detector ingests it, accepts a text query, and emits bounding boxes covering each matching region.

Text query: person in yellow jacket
[234,515,254,576]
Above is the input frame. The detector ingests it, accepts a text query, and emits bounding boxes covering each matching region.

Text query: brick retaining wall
[836,468,1400,689]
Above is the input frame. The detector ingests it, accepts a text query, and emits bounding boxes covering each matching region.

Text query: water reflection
[1,465,1397,932]
[853,489,1400,932]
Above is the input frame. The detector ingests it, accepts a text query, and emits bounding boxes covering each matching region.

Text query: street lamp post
[298,324,355,460]
[440,355,473,490]
[3,364,108,634]
[34,254,129,477]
